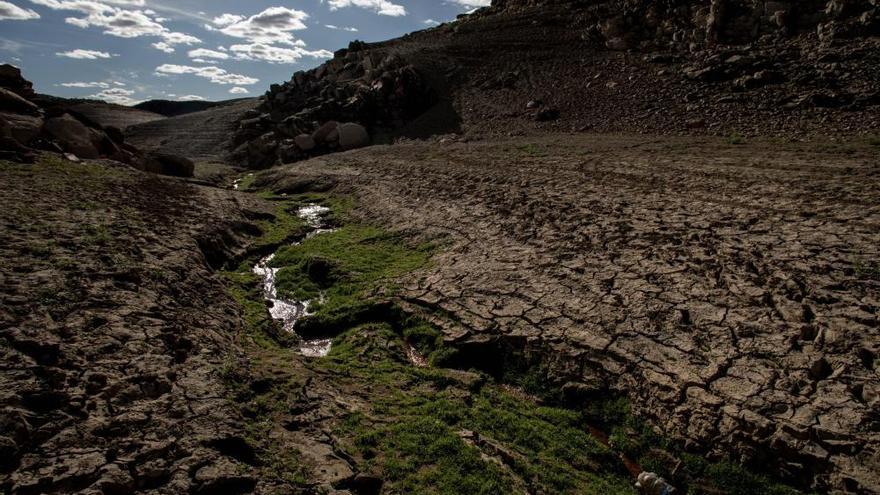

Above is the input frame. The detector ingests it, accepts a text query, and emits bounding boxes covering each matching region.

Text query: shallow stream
[253,204,335,357]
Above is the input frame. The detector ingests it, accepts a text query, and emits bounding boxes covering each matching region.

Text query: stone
[0,87,39,116]
[312,121,339,144]
[0,112,43,145]
[43,114,100,159]
[137,152,195,177]
[294,133,316,151]
[337,122,369,150]
[535,108,560,121]
[0,64,35,98]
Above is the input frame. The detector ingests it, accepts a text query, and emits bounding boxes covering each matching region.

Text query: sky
[0,0,489,105]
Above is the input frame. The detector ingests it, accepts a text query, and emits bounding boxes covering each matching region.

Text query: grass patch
[726,132,745,145]
[516,143,549,157]
[325,324,635,495]
[270,224,435,326]
[867,135,880,146]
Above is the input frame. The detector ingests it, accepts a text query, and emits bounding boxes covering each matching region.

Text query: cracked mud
[258,134,880,493]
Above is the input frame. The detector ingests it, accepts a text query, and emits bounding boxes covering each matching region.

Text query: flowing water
[253,204,334,357]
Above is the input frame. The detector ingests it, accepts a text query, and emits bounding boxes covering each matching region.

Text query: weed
[727,132,745,145]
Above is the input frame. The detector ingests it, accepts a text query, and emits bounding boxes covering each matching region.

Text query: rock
[636,471,676,495]
[312,121,339,144]
[686,118,707,129]
[337,123,369,150]
[43,114,100,159]
[606,37,629,50]
[137,152,195,177]
[0,64,35,98]
[352,473,383,495]
[193,459,256,495]
[103,125,124,145]
[526,100,543,109]
[0,87,39,116]
[535,108,560,122]
[294,133,316,151]
[0,112,43,145]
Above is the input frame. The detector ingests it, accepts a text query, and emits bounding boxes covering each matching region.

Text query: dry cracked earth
[260,134,880,493]
[2,134,879,494]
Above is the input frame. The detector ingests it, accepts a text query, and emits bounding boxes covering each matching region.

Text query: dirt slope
[125,99,259,161]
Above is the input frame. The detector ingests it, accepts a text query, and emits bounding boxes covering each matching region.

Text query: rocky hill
[226,0,879,169]
[133,99,230,118]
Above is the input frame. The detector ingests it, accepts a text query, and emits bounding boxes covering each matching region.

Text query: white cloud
[325,24,358,32]
[229,86,249,94]
[61,81,110,88]
[0,1,40,20]
[91,86,138,105]
[211,13,242,26]
[188,48,228,60]
[155,64,259,85]
[423,19,440,25]
[448,0,490,7]
[208,7,307,45]
[152,41,174,53]
[56,49,113,59]
[29,0,201,48]
[178,94,205,101]
[323,0,405,16]
[229,42,332,64]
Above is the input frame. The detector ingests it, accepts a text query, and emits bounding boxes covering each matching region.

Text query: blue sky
[0,0,488,105]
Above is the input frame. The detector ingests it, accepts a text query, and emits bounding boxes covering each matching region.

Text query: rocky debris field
[255,134,880,493]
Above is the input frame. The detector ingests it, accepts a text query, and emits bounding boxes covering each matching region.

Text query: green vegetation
[583,396,808,495]
[326,324,635,495]
[270,224,435,326]
[516,143,550,157]
[726,132,745,145]
[867,134,880,146]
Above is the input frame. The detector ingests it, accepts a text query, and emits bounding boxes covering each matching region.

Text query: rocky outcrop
[0,64,193,177]
[231,42,434,168]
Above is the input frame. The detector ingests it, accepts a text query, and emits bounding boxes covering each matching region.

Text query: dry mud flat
[261,134,880,493]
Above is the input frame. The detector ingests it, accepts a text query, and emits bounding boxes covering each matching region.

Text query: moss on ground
[270,224,435,326]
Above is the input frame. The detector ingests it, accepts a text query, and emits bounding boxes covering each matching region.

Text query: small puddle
[253,204,335,357]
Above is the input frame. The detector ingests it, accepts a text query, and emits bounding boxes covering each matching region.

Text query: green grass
[325,324,636,495]
[727,132,745,145]
[270,224,435,326]
[867,135,880,146]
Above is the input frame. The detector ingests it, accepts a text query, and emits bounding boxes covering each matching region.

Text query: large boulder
[312,121,339,145]
[294,133,316,152]
[0,88,39,116]
[43,114,100,159]
[0,112,43,145]
[0,64,34,99]
[337,122,370,150]
[136,152,195,177]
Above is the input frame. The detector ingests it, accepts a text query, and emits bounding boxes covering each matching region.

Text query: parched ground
[0,156,297,494]
[260,134,880,493]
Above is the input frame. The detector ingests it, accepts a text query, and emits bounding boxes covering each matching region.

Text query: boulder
[294,133,316,151]
[312,121,339,144]
[0,64,34,98]
[337,122,369,150]
[137,152,195,177]
[0,88,39,116]
[104,125,124,145]
[0,112,43,145]
[43,114,100,159]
